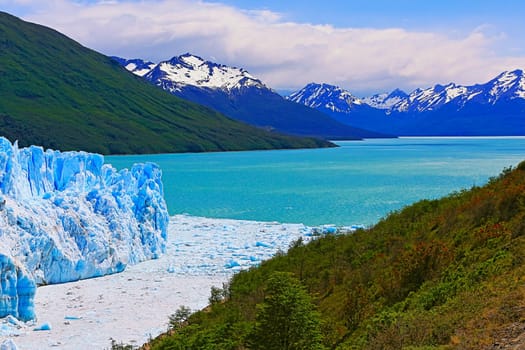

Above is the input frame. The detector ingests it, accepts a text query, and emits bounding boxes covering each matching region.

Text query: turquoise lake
[107,137,525,227]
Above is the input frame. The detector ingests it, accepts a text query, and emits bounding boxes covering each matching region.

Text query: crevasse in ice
[0,137,169,320]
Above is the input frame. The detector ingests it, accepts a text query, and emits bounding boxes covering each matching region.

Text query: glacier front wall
[0,137,169,320]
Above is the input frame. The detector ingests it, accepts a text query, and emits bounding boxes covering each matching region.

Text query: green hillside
[0,12,332,154]
[144,161,525,349]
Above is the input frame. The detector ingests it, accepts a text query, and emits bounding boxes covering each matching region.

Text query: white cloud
[14,0,525,94]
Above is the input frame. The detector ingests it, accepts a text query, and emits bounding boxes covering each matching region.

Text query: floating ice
[224,260,240,269]
[255,241,272,248]
[64,316,82,320]
[0,137,169,320]
[33,323,51,331]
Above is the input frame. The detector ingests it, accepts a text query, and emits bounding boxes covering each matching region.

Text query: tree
[168,305,192,330]
[209,285,226,305]
[251,272,325,350]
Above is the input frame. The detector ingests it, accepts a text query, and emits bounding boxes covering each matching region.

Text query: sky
[1,0,525,96]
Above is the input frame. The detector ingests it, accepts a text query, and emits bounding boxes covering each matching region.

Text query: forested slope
[0,12,331,154]
[145,161,525,349]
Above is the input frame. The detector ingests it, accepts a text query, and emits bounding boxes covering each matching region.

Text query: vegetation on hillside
[0,12,332,154]
[144,161,525,349]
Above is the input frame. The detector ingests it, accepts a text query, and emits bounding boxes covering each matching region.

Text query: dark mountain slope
[172,83,388,139]
[0,12,331,154]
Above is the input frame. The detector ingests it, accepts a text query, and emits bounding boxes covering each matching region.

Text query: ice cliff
[0,137,169,320]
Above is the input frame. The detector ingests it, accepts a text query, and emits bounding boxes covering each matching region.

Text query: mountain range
[114,54,390,139]
[117,53,524,137]
[288,71,525,136]
[0,12,332,154]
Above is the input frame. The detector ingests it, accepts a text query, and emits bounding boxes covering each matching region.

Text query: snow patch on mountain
[125,61,156,77]
[111,57,155,77]
[0,137,169,321]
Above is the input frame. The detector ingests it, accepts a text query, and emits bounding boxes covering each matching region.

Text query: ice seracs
[0,137,169,320]
[0,254,35,321]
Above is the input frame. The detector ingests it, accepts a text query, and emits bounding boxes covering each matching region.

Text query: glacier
[0,137,169,321]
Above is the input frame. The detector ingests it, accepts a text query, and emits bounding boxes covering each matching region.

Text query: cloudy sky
[2,0,525,95]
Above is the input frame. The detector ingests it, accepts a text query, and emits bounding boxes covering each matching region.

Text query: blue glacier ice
[0,254,35,321]
[0,137,169,320]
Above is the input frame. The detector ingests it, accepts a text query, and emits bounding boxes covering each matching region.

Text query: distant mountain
[361,89,409,110]
[287,83,364,114]
[115,54,391,139]
[0,12,331,154]
[288,71,525,136]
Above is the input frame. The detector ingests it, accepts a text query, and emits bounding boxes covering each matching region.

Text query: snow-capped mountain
[389,69,525,113]
[361,89,409,110]
[289,70,525,136]
[287,83,363,113]
[486,69,525,102]
[114,54,389,139]
[115,54,268,92]
[145,53,268,92]
[287,84,409,113]
[392,83,469,112]
[0,137,169,321]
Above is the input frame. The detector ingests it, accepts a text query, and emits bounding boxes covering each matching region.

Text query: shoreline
[2,214,321,349]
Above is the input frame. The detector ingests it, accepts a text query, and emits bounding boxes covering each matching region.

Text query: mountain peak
[288,82,361,113]
[129,53,268,92]
[387,88,408,99]
[169,53,206,68]
[487,69,525,101]
[495,69,523,79]
[361,88,408,110]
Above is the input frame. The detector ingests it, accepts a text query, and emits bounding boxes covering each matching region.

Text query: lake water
[107,137,525,227]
